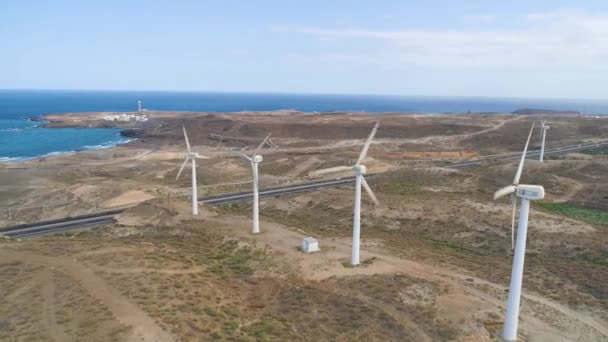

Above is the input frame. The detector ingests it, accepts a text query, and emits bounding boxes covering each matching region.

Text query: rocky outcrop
[120,128,145,138]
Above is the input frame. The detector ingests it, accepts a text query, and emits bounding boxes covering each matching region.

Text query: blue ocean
[1,90,608,161]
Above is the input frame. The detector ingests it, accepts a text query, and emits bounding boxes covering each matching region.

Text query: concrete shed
[302,237,320,253]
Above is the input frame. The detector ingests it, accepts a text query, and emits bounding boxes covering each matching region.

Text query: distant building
[103,113,148,122]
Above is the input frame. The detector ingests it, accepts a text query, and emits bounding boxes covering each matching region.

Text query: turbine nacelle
[252,155,263,163]
[352,164,367,175]
[494,184,545,201]
[541,120,550,131]
[516,184,544,200]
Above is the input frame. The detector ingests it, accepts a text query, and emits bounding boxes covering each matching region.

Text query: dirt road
[0,248,176,342]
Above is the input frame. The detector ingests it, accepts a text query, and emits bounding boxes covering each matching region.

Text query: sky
[2,1,608,99]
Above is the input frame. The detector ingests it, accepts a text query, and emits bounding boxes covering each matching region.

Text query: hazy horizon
[3,1,608,99]
[4,88,608,103]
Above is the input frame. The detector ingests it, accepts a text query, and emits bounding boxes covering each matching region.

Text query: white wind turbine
[350,122,380,266]
[493,122,545,342]
[237,133,272,234]
[176,126,207,215]
[503,122,537,250]
[539,120,550,162]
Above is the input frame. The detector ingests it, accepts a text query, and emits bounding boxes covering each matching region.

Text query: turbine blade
[511,194,517,250]
[176,157,189,180]
[182,125,191,152]
[356,122,379,165]
[254,133,272,155]
[361,177,380,206]
[513,121,536,185]
[236,152,253,162]
[493,185,516,200]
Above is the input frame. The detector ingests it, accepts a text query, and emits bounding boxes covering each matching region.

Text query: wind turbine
[350,122,380,266]
[539,121,550,162]
[502,122,537,250]
[493,121,545,342]
[176,126,206,215]
[237,133,272,234]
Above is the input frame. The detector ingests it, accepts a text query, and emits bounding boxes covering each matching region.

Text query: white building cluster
[103,113,149,122]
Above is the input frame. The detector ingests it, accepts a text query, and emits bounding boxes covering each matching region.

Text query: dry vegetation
[1,110,607,341]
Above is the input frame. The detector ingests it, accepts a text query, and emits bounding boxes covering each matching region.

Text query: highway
[444,141,608,168]
[1,210,121,238]
[200,177,358,205]
[1,140,606,238]
[1,178,360,238]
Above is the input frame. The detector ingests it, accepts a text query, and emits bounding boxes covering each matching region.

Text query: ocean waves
[0,118,130,162]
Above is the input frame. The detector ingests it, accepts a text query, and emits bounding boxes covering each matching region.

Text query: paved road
[0,209,123,238]
[201,177,358,205]
[2,140,606,238]
[1,178,359,238]
[444,141,608,168]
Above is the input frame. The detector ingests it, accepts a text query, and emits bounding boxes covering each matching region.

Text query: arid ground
[1,110,607,341]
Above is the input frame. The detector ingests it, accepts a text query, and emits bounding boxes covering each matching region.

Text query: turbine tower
[493,122,545,342]
[176,126,206,215]
[237,133,272,234]
[350,122,380,266]
[138,100,142,112]
[539,121,549,162]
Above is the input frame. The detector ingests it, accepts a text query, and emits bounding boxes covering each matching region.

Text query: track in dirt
[0,249,176,342]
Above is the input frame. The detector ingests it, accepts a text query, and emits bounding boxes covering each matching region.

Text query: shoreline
[0,137,135,163]
[0,112,138,163]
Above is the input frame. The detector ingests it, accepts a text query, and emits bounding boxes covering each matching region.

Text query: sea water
[1,89,607,160]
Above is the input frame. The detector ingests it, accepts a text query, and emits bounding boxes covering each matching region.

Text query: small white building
[103,113,148,122]
[302,237,320,253]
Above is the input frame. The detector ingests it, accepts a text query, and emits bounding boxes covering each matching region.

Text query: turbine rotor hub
[352,164,367,175]
[252,155,263,163]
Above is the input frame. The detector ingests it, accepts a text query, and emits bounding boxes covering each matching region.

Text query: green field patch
[377,179,422,196]
[578,146,608,155]
[572,251,608,267]
[420,235,482,257]
[536,202,608,225]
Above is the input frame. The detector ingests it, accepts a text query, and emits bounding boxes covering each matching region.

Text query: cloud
[272,9,608,70]
[462,14,496,24]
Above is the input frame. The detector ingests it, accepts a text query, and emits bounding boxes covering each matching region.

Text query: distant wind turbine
[493,122,545,342]
[237,133,272,234]
[350,122,380,266]
[539,121,550,162]
[176,126,207,215]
